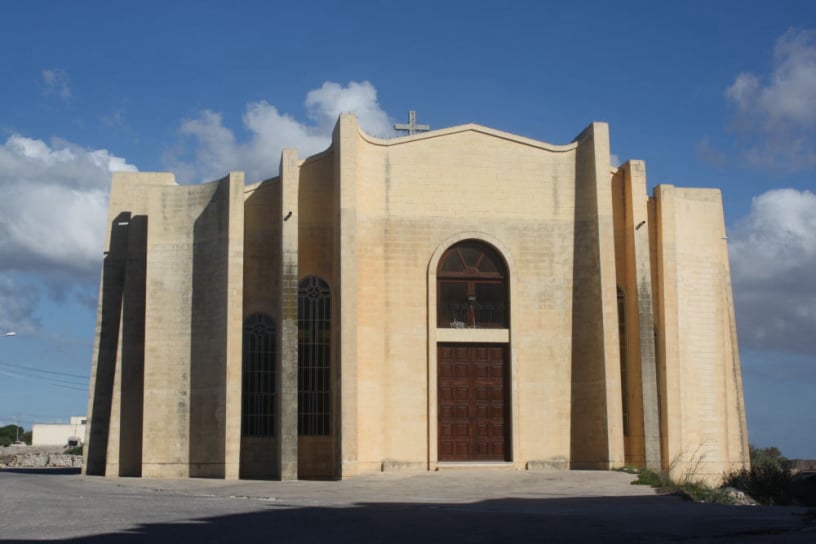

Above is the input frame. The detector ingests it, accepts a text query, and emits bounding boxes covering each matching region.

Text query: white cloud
[0,134,137,278]
[169,80,395,183]
[0,81,390,329]
[305,81,393,136]
[42,69,71,100]
[101,110,127,129]
[725,29,816,168]
[729,188,816,354]
[695,136,727,167]
[727,29,816,128]
[0,274,40,334]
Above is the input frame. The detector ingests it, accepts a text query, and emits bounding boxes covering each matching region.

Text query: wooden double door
[437,343,509,461]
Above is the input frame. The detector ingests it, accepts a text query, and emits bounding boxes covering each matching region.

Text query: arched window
[242,313,276,437]
[437,240,509,328]
[298,276,331,436]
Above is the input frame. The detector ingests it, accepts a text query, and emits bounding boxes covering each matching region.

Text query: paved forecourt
[1,469,813,542]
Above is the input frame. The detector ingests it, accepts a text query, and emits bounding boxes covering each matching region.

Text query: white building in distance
[33,416,87,447]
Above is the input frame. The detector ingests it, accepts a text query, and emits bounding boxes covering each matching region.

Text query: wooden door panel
[438,343,508,461]
[453,387,469,401]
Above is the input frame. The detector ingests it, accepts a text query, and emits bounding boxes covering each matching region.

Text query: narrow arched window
[242,313,276,437]
[437,240,508,328]
[298,276,331,436]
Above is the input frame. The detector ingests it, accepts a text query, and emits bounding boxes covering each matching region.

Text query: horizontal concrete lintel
[435,328,509,343]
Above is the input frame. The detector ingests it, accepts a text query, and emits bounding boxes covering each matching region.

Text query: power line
[2,412,85,424]
[1,411,82,420]
[0,372,87,391]
[0,368,88,391]
[0,360,88,380]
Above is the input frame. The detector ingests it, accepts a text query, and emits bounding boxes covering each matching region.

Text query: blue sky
[1,1,814,458]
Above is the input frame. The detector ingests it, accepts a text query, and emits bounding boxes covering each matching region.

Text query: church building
[84,114,750,482]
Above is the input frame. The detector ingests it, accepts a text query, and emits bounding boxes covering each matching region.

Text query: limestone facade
[84,114,749,482]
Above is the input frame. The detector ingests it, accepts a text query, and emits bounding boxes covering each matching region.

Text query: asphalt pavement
[1,468,814,543]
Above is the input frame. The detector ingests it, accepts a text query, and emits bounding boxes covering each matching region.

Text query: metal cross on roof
[394,110,430,135]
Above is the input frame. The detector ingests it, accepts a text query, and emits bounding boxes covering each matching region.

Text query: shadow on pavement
[0,467,81,475]
[2,495,813,543]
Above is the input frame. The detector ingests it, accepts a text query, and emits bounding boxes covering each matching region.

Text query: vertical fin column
[279,149,299,480]
[653,185,683,473]
[623,162,661,471]
[336,114,359,477]
[83,205,132,475]
[224,172,245,479]
[570,122,625,469]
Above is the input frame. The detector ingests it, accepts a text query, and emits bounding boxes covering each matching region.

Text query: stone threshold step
[436,462,515,471]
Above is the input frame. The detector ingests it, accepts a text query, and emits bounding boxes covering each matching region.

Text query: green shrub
[676,482,737,504]
[627,467,740,504]
[722,463,794,505]
[624,445,800,506]
[749,445,793,471]
[631,468,668,488]
[0,424,25,446]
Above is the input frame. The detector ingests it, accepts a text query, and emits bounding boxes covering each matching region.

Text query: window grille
[298,276,331,436]
[242,313,276,437]
[437,241,508,328]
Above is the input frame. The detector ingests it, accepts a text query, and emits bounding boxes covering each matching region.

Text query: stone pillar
[105,214,147,477]
[654,186,750,482]
[570,122,625,469]
[279,149,299,480]
[623,161,661,471]
[223,172,245,479]
[653,185,683,473]
[720,232,750,470]
[84,208,131,476]
[335,114,360,477]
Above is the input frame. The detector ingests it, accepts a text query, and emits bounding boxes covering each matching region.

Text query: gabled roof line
[358,123,578,152]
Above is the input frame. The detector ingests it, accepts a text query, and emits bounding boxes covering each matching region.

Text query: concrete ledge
[436,462,515,471]
[526,458,569,471]
[381,460,425,472]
